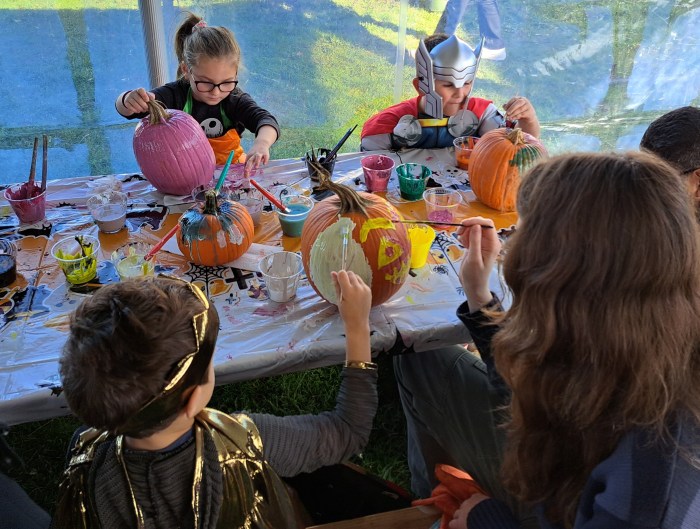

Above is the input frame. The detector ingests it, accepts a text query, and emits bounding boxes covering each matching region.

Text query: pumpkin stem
[506,128,525,146]
[203,189,220,214]
[310,161,370,216]
[146,100,172,126]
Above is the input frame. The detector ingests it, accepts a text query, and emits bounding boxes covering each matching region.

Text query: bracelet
[344,360,378,370]
[121,90,132,107]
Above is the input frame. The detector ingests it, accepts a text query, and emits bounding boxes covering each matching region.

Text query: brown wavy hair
[494,151,700,527]
[174,12,241,79]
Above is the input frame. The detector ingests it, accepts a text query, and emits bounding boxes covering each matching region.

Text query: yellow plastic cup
[408,224,436,268]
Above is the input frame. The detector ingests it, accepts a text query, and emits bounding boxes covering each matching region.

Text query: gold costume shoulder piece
[198,408,301,529]
[53,428,112,529]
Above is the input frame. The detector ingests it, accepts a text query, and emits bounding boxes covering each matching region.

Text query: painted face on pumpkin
[185,56,239,106]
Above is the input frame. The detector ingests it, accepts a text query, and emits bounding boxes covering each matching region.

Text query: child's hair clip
[192,20,208,32]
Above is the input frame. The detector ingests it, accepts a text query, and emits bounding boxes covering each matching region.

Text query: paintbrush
[249,178,291,213]
[341,225,349,270]
[392,219,494,229]
[145,224,180,261]
[27,137,39,195]
[41,135,48,193]
[214,150,235,194]
[322,124,357,164]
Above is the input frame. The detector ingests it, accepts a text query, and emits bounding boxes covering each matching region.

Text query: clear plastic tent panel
[0,0,699,185]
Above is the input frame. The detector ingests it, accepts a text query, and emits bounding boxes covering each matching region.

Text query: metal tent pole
[393,0,409,103]
[138,0,169,88]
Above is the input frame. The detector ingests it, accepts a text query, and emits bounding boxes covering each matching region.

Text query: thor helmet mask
[415,35,484,119]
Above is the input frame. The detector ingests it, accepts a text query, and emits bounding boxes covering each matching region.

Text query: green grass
[7,353,410,515]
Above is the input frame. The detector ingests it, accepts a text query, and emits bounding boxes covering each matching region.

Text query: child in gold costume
[54,272,375,529]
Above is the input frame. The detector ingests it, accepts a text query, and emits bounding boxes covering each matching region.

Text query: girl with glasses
[116,12,279,174]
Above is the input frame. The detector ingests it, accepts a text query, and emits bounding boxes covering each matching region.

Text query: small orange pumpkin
[177,189,254,266]
[469,128,547,212]
[301,166,411,307]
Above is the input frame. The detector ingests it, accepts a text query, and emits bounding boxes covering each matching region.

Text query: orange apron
[184,89,245,165]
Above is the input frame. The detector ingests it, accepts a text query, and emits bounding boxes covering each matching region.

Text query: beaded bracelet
[344,360,378,370]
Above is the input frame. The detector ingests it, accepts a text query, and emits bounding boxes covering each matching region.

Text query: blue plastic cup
[277,195,314,237]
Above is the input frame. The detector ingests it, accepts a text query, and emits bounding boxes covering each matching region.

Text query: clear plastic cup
[3,183,46,224]
[423,188,463,227]
[0,239,17,288]
[453,136,477,170]
[259,251,303,302]
[277,195,314,237]
[51,235,100,285]
[110,242,155,280]
[87,191,127,234]
[361,154,395,192]
[396,163,432,201]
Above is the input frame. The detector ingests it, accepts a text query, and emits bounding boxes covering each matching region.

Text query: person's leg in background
[441,0,470,35]
[394,346,539,528]
[477,0,507,59]
[0,472,51,529]
[394,346,507,499]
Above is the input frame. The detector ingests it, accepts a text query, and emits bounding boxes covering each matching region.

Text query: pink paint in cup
[423,188,463,228]
[361,154,395,193]
[3,183,46,224]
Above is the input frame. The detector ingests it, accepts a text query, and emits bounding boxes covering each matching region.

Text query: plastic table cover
[0,148,516,424]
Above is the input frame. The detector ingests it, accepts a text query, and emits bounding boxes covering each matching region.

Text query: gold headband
[116,275,211,435]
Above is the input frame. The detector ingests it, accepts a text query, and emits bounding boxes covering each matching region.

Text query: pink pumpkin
[133,100,215,196]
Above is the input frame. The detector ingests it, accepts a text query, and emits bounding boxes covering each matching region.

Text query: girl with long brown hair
[449,151,700,528]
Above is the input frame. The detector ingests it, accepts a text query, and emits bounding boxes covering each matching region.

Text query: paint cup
[237,196,264,227]
[396,163,432,201]
[229,188,264,227]
[51,235,100,285]
[259,251,303,302]
[0,239,17,288]
[110,242,155,280]
[3,183,46,224]
[423,188,463,227]
[192,181,236,203]
[361,154,395,192]
[277,195,314,237]
[87,191,127,234]
[453,136,476,170]
[305,149,336,181]
[407,224,436,269]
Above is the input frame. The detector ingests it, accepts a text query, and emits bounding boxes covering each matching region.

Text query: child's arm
[248,271,377,477]
[333,270,372,364]
[245,124,278,174]
[502,96,541,139]
[115,88,155,117]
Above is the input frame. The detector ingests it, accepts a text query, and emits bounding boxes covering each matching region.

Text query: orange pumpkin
[177,189,254,266]
[469,128,547,212]
[301,167,411,307]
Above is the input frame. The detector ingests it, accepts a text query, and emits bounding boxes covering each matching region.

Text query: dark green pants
[394,345,538,528]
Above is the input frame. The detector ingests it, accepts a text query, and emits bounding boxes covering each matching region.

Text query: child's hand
[456,217,501,312]
[502,96,535,123]
[332,270,371,331]
[502,96,540,138]
[245,142,270,175]
[121,88,155,115]
[244,125,277,176]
